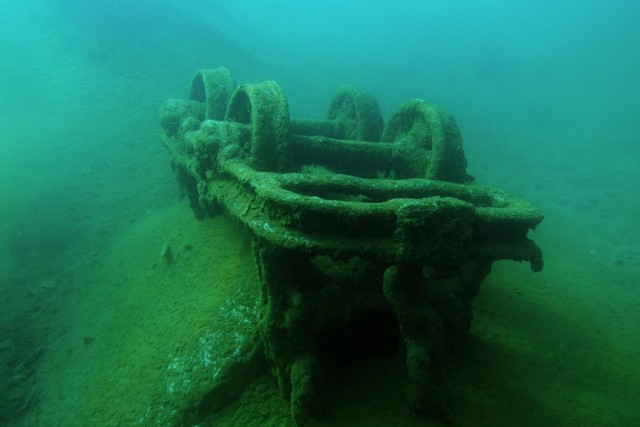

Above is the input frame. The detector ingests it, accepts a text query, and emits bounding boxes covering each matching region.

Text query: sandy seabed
[3,186,638,426]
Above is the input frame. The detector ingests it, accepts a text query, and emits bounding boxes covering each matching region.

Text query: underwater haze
[1,0,639,425]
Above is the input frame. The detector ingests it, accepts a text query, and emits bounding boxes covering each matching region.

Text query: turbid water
[1,1,639,426]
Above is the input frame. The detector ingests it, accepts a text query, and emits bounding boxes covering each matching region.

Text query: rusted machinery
[159,67,543,425]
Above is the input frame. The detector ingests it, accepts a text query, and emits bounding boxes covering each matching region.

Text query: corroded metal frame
[159,67,543,425]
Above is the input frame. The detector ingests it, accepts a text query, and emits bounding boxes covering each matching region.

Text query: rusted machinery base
[159,67,543,425]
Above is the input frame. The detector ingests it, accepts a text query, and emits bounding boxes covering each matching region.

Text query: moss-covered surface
[156,70,550,424]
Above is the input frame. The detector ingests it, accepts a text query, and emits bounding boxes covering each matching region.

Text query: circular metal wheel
[225,80,292,172]
[381,99,471,183]
[189,67,236,120]
[326,86,383,142]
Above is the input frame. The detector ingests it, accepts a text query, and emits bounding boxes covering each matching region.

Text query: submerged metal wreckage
[160,67,543,424]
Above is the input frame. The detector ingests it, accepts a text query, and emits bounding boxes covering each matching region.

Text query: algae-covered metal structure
[159,67,543,425]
